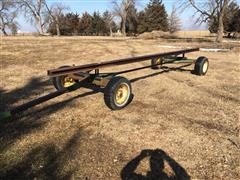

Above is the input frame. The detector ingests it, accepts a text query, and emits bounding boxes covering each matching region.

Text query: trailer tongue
[0,48,209,121]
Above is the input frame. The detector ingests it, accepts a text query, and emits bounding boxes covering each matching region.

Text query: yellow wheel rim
[63,76,75,87]
[156,58,161,65]
[203,61,208,73]
[115,83,130,106]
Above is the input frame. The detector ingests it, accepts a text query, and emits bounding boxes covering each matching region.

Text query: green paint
[0,111,12,121]
[163,59,195,64]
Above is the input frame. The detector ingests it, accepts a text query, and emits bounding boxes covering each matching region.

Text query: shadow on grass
[130,64,194,83]
[0,77,51,112]
[130,64,193,83]
[0,89,100,144]
[121,149,190,180]
[0,77,101,152]
[0,128,82,179]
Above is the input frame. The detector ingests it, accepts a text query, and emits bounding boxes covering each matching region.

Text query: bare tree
[44,2,69,36]
[7,10,19,35]
[180,0,231,42]
[112,0,136,36]
[18,0,48,34]
[168,6,181,33]
[9,22,19,35]
[103,11,114,36]
[0,0,18,36]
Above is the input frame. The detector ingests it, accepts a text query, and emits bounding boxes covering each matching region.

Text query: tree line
[48,11,117,36]
[47,0,171,36]
[0,0,240,42]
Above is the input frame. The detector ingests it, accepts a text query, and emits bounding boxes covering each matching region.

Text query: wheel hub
[156,58,162,65]
[203,61,208,73]
[63,76,75,87]
[115,84,129,105]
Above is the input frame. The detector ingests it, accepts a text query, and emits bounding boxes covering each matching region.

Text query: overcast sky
[17,0,240,32]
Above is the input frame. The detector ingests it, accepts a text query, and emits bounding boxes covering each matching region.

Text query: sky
[17,0,240,32]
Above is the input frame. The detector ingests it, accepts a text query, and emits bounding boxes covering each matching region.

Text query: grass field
[0,36,239,179]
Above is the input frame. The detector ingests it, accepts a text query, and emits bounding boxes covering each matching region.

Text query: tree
[66,13,80,35]
[18,0,48,34]
[137,11,148,33]
[48,13,78,35]
[79,12,92,35]
[137,0,169,33]
[103,10,115,36]
[126,3,138,35]
[45,2,69,36]
[215,0,230,42]
[0,0,18,36]
[47,11,113,36]
[229,8,240,36]
[112,0,137,36]
[168,6,181,33]
[208,1,239,37]
[224,1,239,33]
[90,11,106,35]
[7,10,19,35]
[179,0,232,42]
[9,21,18,35]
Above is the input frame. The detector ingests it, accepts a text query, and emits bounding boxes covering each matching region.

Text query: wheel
[151,58,162,69]
[104,76,132,110]
[194,57,209,76]
[52,66,77,91]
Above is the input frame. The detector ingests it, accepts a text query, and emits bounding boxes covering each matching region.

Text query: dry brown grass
[138,30,212,39]
[175,30,212,38]
[0,36,239,179]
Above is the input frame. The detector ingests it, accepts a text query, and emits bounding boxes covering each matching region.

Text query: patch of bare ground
[0,36,239,179]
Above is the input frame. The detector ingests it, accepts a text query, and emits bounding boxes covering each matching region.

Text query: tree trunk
[55,23,60,36]
[36,16,44,35]
[56,23,60,36]
[1,28,8,36]
[109,26,113,37]
[216,0,229,43]
[56,16,61,36]
[121,18,126,36]
[216,13,224,43]
[0,17,8,36]
[37,22,44,34]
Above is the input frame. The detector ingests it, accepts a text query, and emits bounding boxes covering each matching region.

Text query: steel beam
[48,48,199,77]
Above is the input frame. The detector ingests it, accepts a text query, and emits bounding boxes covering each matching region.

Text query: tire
[52,66,77,91]
[104,76,132,110]
[151,58,162,69]
[194,57,209,76]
